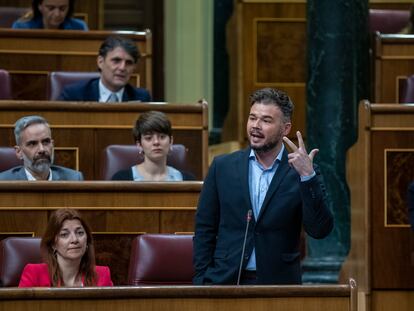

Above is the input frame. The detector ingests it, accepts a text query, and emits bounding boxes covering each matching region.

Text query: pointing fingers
[282,136,298,152]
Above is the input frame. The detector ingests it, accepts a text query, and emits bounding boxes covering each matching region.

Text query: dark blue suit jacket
[57,78,151,102]
[193,147,333,285]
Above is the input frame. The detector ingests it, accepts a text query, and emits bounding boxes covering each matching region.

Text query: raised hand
[282,131,318,177]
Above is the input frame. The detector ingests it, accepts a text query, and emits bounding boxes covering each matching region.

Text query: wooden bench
[0,29,151,100]
[0,101,208,180]
[0,279,357,311]
[0,181,202,285]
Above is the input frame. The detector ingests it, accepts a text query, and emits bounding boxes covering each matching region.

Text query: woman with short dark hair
[111,111,194,181]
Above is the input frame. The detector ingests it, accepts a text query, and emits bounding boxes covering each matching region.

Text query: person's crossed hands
[282,131,318,177]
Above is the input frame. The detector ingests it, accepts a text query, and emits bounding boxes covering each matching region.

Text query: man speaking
[193,88,333,285]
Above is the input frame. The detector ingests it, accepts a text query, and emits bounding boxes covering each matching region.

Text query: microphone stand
[236,209,252,285]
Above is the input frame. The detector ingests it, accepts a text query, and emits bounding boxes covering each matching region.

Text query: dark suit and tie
[57,78,151,102]
[57,36,152,103]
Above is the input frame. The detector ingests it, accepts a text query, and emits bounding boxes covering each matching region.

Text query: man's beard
[250,139,278,154]
[249,130,283,154]
[22,152,53,174]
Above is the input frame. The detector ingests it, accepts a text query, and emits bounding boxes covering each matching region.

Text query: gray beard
[22,153,53,175]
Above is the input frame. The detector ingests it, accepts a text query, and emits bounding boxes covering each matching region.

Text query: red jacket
[18,263,113,287]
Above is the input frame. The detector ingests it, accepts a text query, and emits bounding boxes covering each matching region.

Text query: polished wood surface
[342,101,414,310]
[0,181,201,285]
[369,1,412,11]
[0,101,209,180]
[0,280,357,311]
[0,29,151,100]
[374,34,414,103]
[371,291,414,311]
[224,0,306,143]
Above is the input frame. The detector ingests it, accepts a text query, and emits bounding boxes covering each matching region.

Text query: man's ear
[283,122,292,136]
[97,56,104,70]
[14,145,23,160]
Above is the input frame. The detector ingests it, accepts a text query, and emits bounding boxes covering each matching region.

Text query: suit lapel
[50,166,59,181]
[88,78,100,101]
[256,149,291,222]
[16,167,28,180]
[122,84,131,101]
[238,148,253,215]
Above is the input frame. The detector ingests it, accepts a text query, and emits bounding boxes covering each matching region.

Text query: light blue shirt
[131,165,183,181]
[245,144,315,271]
[99,79,124,102]
[245,145,284,270]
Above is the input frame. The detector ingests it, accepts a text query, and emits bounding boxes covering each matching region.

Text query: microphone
[236,209,253,285]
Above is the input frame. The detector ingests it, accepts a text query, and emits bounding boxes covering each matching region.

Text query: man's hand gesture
[282,131,318,177]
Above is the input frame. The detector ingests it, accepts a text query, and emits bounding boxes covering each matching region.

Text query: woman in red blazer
[19,208,113,287]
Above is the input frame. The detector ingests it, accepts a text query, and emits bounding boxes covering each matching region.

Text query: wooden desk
[0,181,202,285]
[0,101,208,180]
[342,101,414,311]
[0,29,151,100]
[373,33,414,103]
[0,281,357,311]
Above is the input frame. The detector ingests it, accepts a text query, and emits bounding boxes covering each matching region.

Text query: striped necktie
[107,93,119,102]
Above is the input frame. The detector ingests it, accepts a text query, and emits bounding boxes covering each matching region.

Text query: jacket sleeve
[77,171,84,181]
[18,264,38,287]
[193,159,220,284]
[97,266,113,286]
[300,166,334,239]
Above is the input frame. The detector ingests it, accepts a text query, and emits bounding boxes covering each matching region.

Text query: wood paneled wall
[341,101,414,311]
[224,0,307,143]
[373,34,414,103]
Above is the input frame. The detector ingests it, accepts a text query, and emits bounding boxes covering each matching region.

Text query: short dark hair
[32,0,76,20]
[98,36,140,63]
[132,111,172,142]
[249,88,294,122]
[14,115,50,145]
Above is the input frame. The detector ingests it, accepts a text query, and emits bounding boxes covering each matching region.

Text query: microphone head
[247,209,252,221]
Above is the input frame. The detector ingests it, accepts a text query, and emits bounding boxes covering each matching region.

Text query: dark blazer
[0,165,84,181]
[408,182,414,229]
[57,78,151,102]
[193,147,333,285]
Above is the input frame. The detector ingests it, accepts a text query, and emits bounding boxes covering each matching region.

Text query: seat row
[0,234,193,287]
[0,144,191,180]
[0,70,102,100]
